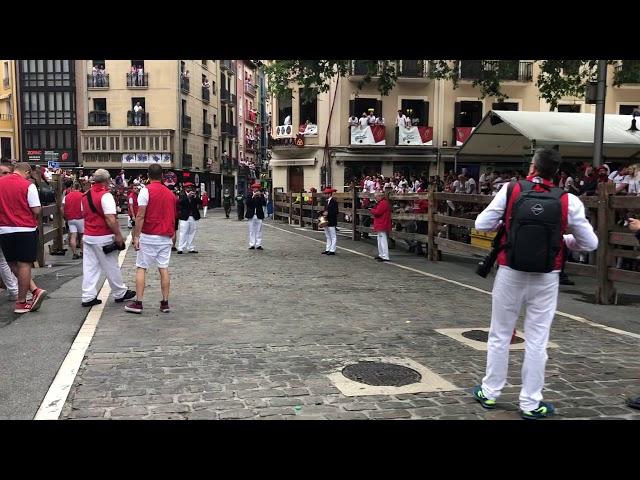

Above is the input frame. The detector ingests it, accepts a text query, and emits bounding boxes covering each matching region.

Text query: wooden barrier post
[299,190,304,227]
[427,184,436,261]
[352,185,360,241]
[311,193,318,231]
[595,182,616,304]
[288,192,293,225]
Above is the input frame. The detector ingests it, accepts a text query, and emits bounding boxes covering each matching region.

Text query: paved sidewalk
[60,210,640,420]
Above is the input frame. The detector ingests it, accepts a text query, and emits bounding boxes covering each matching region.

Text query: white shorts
[68,219,85,234]
[136,242,171,269]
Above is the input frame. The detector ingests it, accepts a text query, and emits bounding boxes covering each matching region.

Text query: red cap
[322,187,337,194]
[250,182,262,190]
[183,182,194,187]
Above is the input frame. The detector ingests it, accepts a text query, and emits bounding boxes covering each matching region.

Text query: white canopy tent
[457,111,640,161]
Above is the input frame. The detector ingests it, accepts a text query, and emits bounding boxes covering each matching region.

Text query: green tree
[264,59,617,111]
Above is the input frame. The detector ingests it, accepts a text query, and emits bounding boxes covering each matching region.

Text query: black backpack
[505,180,566,273]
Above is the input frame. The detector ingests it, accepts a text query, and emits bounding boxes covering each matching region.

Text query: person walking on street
[125,164,176,315]
[177,183,201,254]
[62,182,85,260]
[127,185,139,230]
[201,191,209,218]
[246,183,266,249]
[471,149,598,419]
[321,187,338,255]
[0,163,47,313]
[371,191,392,262]
[80,169,136,308]
[222,188,232,218]
[236,190,245,220]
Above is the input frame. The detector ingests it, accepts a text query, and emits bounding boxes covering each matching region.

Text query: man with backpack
[471,148,598,419]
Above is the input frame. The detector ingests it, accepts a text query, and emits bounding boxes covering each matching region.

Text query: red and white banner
[398,126,433,145]
[350,125,386,145]
[455,127,475,146]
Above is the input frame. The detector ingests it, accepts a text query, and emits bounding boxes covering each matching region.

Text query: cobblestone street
[59,210,640,420]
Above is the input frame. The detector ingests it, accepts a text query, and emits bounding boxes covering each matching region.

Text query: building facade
[0,60,19,161]
[219,60,239,196]
[269,60,640,192]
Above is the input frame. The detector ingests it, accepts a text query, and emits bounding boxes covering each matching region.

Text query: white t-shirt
[627,178,639,194]
[284,115,291,126]
[465,177,477,194]
[137,187,172,245]
[82,191,117,244]
[452,180,464,193]
[134,105,142,113]
[0,183,41,233]
[359,116,369,127]
[396,114,406,127]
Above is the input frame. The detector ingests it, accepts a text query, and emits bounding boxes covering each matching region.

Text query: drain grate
[342,361,422,387]
[461,329,524,345]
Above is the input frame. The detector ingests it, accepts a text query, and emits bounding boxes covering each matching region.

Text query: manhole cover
[461,329,524,345]
[342,361,422,387]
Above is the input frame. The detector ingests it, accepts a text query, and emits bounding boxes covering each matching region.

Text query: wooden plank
[42,229,57,244]
[356,209,372,216]
[392,213,429,221]
[610,248,640,259]
[596,182,616,304]
[389,194,430,201]
[389,230,429,243]
[579,196,599,209]
[434,214,476,228]
[609,232,639,247]
[610,196,640,209]
[564,262,596,277]
[608,267,640,285]
[357,226,374,234]
[435,237,489,256]
[337,222,352,230]
[434,192,494,204]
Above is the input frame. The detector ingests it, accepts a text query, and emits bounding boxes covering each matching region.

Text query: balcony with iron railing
[181,76,190,94]
[127,111,149,126]
[220,60,236,74]
[182,153,192,168]
[182,114,191,132]
[203,122,212,136]
[614,61,640,85]
[246,110,258,124]
[349,60,380,77]
[397,60,430,80]
[88,111,110,126]
[220,88,237,104]
[459,60,533,82]
[126,73,149,88]
[202,86,210,103]
[87,73,109,89]
[245,138,257,151]
[0,113,13,129]
[221,122,237,137]
[244,82,256,97]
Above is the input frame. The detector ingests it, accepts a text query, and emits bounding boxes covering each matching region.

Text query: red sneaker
[14,301,32,314]
[124,300,143,314]
[160,300,170,313]
[29,288,47,312]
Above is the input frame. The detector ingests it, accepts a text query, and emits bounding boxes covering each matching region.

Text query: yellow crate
[470,229,496,249]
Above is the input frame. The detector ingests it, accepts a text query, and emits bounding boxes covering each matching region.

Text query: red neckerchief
[525,175,554,188]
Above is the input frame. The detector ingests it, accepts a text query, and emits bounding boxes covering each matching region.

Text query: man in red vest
[0,163,48,314]
[472,148,598,419]
[127,185,140,229]
[81,169,135,307]
[125,164,176,314]
[370,191,392,261]
[62,182,84,260]
[201,190,209,218]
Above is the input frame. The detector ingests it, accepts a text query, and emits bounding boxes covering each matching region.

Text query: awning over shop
[269,158,316,167]
[332,149,438,162]
[458,111,640,160]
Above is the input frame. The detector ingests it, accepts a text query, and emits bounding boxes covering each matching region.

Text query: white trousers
[0,248,18,296]
[203,206,208,218]
[377,231,390,260]
[481,266,559,412]
[324,226,337,252]
[178,217,198,252]
[248,215,263,247]
[81,242,128,302]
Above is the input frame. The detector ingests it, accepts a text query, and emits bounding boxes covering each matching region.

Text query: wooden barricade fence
[273,183,640,304]
[36,173,66,267]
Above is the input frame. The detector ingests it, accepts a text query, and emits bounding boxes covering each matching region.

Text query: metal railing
[126,72,149,87]
[245,139,256,150]
[398,60,427,78]
[351,60,379,76]
[220,60,236,74]
[182,114,192,131]
[614,62,640,84]
[88,111,110,126]
[244,82,256,96]
[182,153,192,168]
[181,76,190,93]
[202,86,210,103]
[203,122,212,136]
[0,113,13,121]
[221,122,237,137]
[246,110,258,124]
[220,88,230,103]
[87,73,109,88]
[459,60,533,82]
[127,110,149,126]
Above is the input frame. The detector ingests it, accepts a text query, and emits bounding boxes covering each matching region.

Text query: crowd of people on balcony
[349,111,385,128]
[90,64,107,87]
[130,64,145,86]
